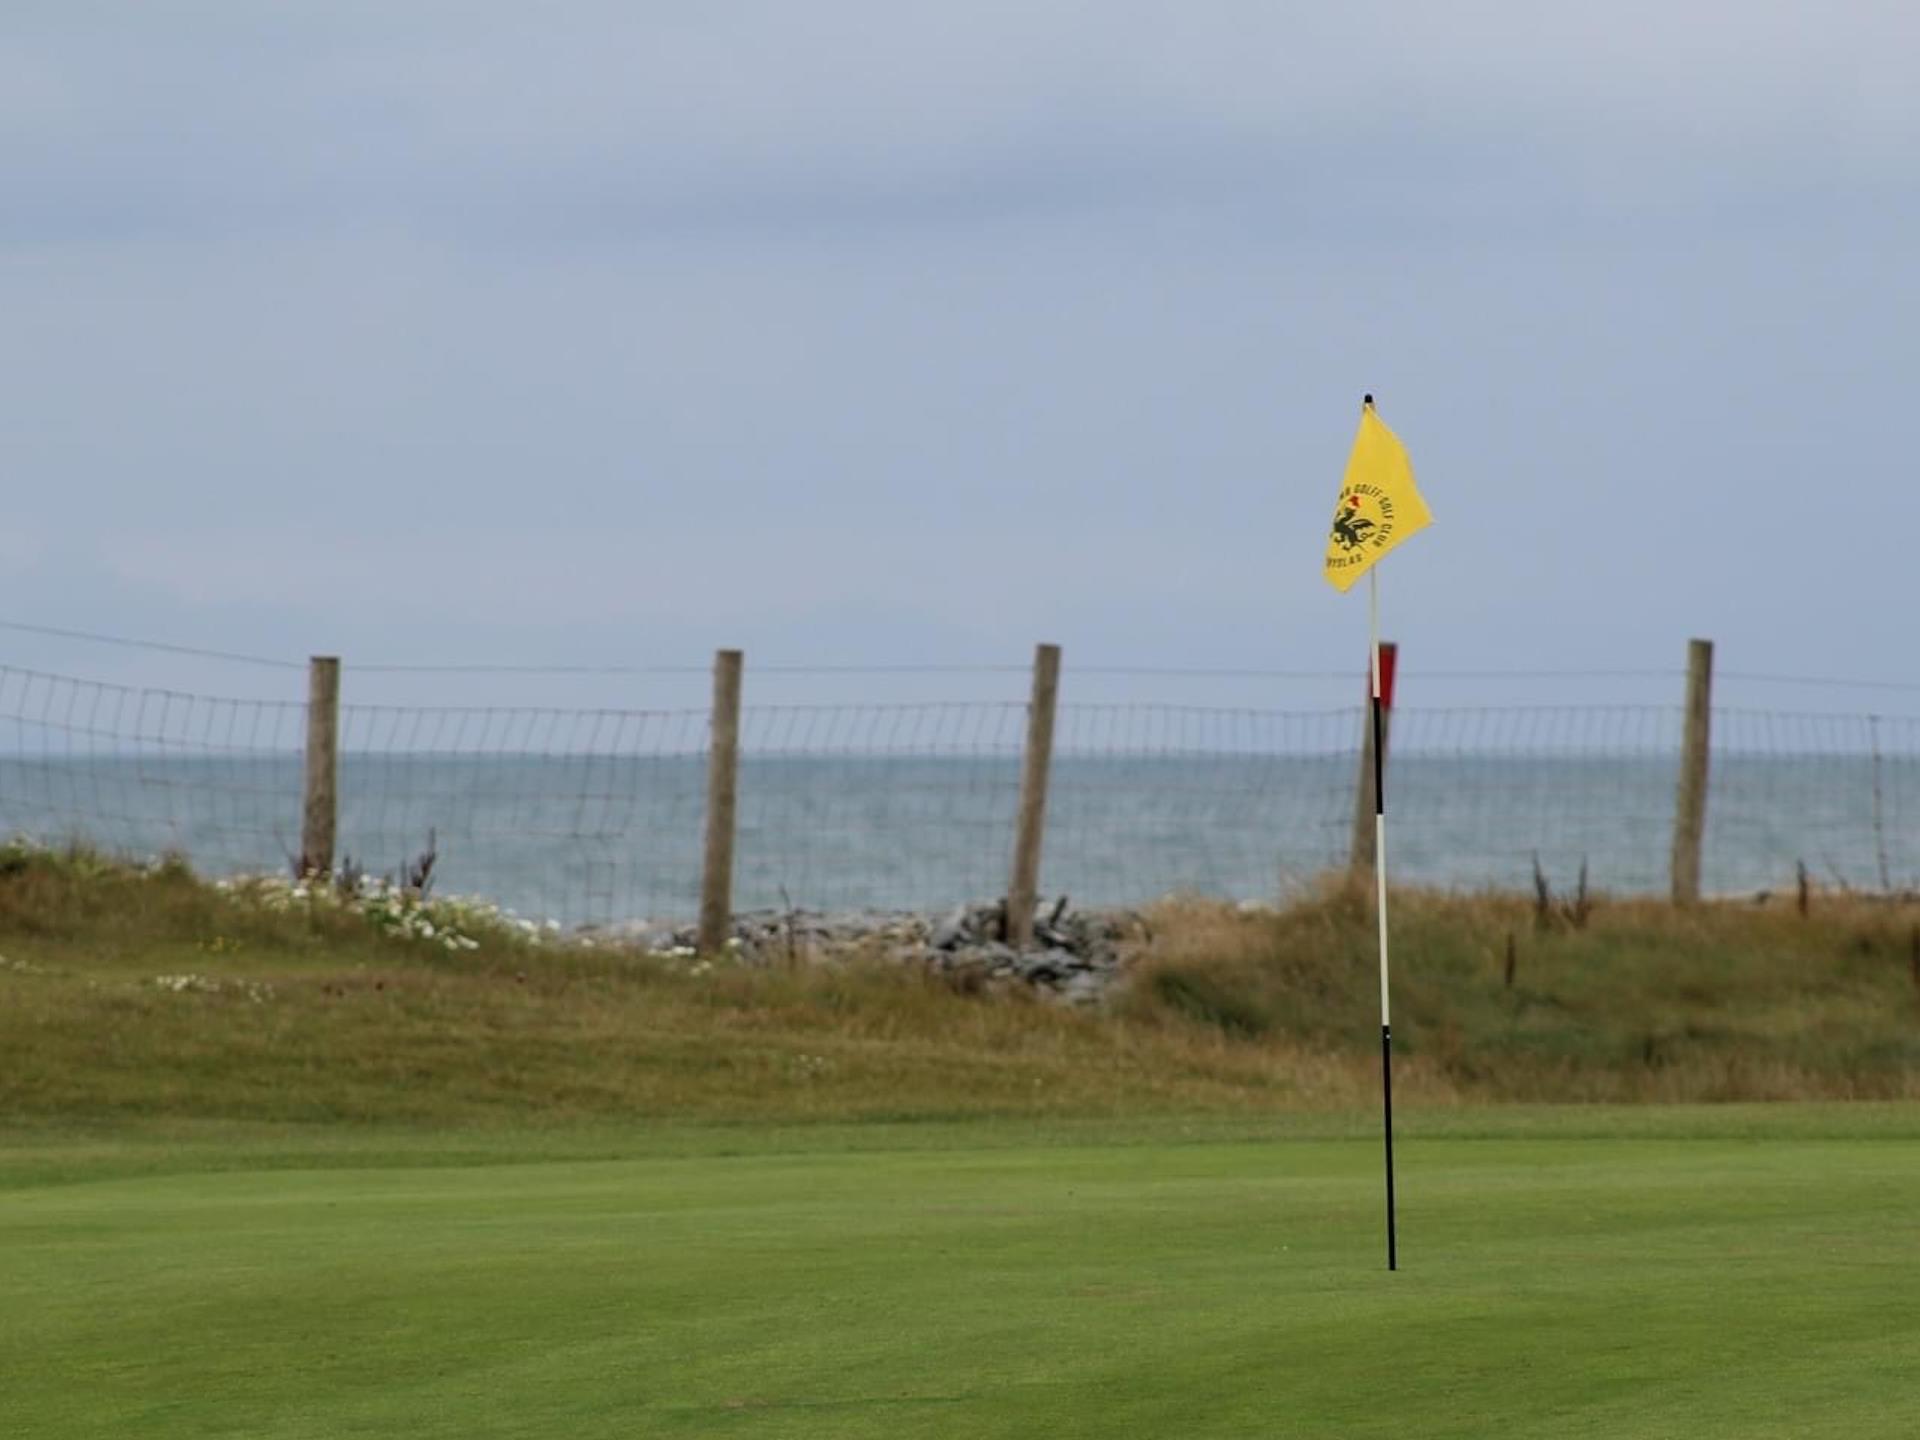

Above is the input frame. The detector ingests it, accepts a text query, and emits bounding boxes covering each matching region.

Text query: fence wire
[734,703,1027,914]
[1707,709,1920,896]
[1385,705,1685,896]
[1046,705,1358,904]
[337,702,709,925]
[0,666,307,879]
[1,662,1918,923]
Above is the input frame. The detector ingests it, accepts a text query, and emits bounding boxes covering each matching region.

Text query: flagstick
[1369,567,1398,1272]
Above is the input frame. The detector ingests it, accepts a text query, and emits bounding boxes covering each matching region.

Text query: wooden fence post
[1006,643,1062,948]
[1670,637,1713,904]
[698,649,744,956]
[1350,641,1397,877]
[300,655,340,878]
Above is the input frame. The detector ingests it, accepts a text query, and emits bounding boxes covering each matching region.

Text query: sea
[0,750,1912,926]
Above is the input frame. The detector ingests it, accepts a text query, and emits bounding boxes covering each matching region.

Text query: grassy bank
[2,846,1917,1128]
[1130,886,1920,1102]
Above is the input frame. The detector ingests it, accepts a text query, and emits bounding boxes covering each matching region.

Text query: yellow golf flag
[1323,400,1432,592]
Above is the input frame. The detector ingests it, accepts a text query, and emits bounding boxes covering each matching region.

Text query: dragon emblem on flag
[1329,494,1376,552]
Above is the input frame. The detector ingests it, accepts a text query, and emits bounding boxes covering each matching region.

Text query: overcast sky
[3,3,1916,710]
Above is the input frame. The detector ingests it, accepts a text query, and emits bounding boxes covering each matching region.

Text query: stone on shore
[612,898,1144,1003]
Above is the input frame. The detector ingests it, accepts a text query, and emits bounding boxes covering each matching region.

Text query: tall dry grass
[1123,879,1920,1102]
[1,848,1914,1125]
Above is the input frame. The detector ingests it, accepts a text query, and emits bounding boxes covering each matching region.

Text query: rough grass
[2,848,1917,1129]
[1127,883,1920,1103]
[0,848,1411,1125]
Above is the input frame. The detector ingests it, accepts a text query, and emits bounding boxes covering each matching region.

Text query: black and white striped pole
[1327,389,1430,1270]
[1368,567,1397,1272]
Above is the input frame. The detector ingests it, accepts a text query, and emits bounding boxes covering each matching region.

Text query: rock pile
[616,899,1146,1004]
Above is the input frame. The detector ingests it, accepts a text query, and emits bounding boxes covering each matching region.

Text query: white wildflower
[153,973,219,994]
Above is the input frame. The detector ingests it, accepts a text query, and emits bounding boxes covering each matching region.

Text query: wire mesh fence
[733,703,1027,916]
[1,661,1917,924]
[1387,706,1685,896]
[336,702,710,925]
[0,666,308,880]
[1707,709,1920,897]
[1046,705,1358,903]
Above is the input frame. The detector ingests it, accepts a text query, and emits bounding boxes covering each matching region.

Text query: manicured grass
[5,1108,1917,1438]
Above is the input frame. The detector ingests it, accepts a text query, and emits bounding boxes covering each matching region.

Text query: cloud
[0,3,1915,701]
[3,2,1915,245]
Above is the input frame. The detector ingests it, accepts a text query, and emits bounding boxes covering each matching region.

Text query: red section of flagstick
[1369,642,1398,709]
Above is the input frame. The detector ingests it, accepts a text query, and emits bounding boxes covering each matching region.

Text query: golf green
[3,1112,1915,1437]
